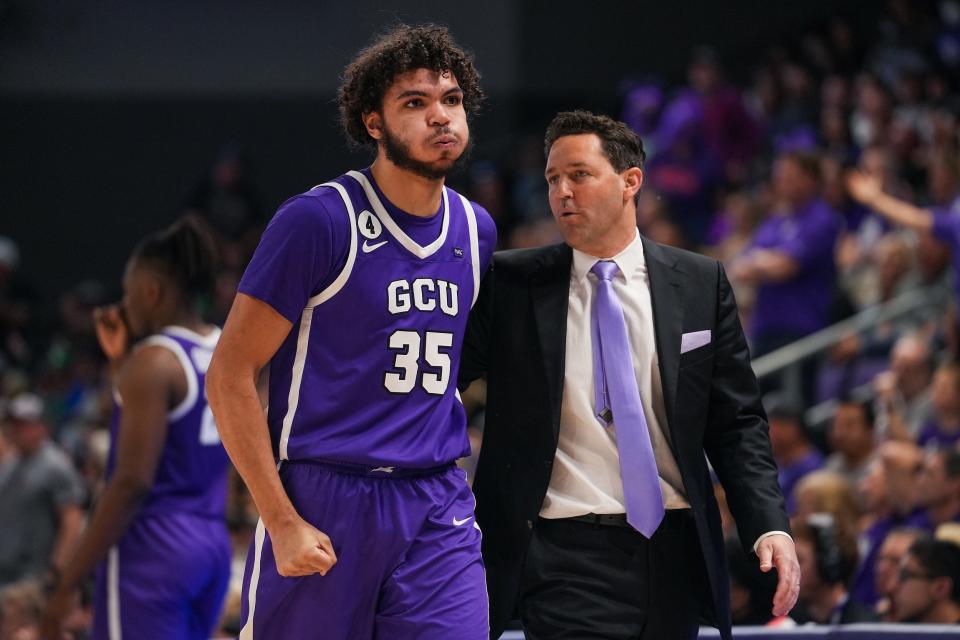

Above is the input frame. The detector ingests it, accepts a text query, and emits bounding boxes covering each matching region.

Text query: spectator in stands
[0,393,85,587]
[685,47,763,185]
[766,394,824,515]
[731,151,842,392]
[874,333,935,441]
[916,448,960,530]
[825,398,876,489]
[851,448,929,608]
[846,149,960,348]
[704,190,763,266]
[892,537,960,623]
[793,514,878,624]
[878,440,928,521]
[793,471,861,550]
[874,527,927,620]
[836,144,914,307]
[644,93,723,247]
[917,362,960,447]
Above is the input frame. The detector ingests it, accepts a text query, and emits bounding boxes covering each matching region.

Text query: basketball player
[205,24,496,639]
[41,218,231,639]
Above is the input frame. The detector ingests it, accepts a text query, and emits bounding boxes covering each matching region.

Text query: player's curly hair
[338,24,484,148]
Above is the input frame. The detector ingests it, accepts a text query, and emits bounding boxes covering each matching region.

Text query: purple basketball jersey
[108,326,230,518]
[239,169,496,468]
[97,326,231,640]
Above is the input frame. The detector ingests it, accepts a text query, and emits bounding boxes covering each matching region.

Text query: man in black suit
[459,111,799,640]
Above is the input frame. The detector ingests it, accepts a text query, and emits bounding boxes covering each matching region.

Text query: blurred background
[3,0,960,636]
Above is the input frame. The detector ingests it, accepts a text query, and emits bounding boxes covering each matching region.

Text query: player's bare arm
[206,293,336,577]
[41,346,182,639]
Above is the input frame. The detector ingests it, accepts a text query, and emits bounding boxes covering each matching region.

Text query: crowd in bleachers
[3,0,960,636]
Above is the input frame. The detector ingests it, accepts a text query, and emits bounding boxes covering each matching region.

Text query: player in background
[41,217,231,640]
[206,24,496,639]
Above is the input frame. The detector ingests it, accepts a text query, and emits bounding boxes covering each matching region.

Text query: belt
[549,509,693,530]
[563,513,631,528]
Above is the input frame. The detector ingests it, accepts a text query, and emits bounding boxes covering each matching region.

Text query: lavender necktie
[590,260,665,537]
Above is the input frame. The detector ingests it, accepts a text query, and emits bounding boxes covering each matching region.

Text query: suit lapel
[531,244,572,441]
[642,237,683,433]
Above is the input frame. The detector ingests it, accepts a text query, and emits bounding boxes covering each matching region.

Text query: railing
[750,282,950,426]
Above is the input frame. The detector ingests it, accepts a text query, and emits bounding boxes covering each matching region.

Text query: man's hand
[39,587,76,640]
[845,170,883,207]
[93,304,131,363]
[757,534,800,617]
[270,516,337,577]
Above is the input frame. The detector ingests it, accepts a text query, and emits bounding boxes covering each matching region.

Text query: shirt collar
[571,229,644,282]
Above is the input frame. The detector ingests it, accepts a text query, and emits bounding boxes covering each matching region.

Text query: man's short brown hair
[544,110,646,172]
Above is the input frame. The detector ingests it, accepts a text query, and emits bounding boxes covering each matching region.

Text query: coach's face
[365,68,469,180]
[545,133,642,257]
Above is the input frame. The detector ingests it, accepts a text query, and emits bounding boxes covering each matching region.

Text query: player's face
[545,133,642,256]
[371,68,470,180]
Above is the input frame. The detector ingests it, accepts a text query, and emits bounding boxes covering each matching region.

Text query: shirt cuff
[753,530,793,554]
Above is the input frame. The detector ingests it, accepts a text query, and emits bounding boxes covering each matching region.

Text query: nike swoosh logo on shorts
[362,240,388,253]
[453,516,472,526]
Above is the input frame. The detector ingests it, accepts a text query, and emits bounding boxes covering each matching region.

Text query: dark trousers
[518,509,710,639]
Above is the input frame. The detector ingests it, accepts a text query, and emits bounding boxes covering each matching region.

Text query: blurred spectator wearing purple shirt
[732,151,842,358]
[766,394,824,516]
[686,47,763,185]
[645,93,722,247]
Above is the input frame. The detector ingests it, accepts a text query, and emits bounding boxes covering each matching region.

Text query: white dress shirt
[540,232,789,552]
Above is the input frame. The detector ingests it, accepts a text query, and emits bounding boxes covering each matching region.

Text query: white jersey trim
[108,546,122,640]
[308,181,358,307]
[459,194,481,308]
[278,308,313,460]
[137,335,198,422]
[278,181,356,460]
[160,325,221,349]
[346,170,449,259]
[239,517,267,640]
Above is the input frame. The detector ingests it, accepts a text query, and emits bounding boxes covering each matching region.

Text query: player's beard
[381,125,473,181]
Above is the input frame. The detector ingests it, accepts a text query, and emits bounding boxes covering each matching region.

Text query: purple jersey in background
[238,169,496,468]
[96,326,231,640]
[107,326,229,517]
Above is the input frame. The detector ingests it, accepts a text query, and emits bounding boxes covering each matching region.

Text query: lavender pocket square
[680,330,711,354]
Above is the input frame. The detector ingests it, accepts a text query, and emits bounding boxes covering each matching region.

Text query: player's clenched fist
[93,303,131,362]
[270,517,337,577]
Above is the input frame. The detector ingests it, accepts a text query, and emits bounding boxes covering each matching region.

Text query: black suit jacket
[458,237,790,640]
